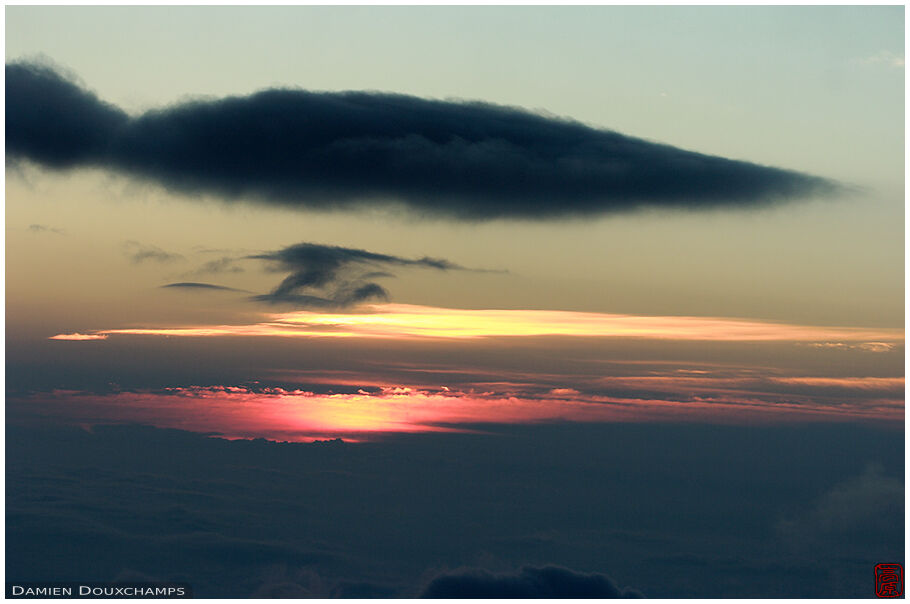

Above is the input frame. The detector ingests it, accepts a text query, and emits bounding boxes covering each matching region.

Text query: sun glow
[10,378,902,443]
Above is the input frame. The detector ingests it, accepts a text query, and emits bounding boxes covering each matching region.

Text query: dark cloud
[249,242,467,308]
[123,241,184,264]
[249,567,398,598]
[7,61,839,220]
[28,224,65,235]
[420,565,643,598]
[6,62,128,169]
[161,282,247,293]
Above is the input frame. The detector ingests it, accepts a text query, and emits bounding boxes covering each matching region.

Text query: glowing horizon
[9,379,903,443]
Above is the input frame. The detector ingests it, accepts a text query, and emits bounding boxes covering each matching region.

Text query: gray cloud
[28,224,66,235]
[123,241,184,264]
[7,61,840,220]
[187,256,245,275]
[249,242,470,309]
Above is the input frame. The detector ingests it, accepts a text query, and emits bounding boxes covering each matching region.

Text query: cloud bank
[7,61,838,219]
[8,421,902,598]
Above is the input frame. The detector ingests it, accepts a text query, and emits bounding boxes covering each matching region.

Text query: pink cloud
[9,380,902,443]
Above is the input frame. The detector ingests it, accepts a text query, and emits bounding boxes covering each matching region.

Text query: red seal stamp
[875,563,903,598]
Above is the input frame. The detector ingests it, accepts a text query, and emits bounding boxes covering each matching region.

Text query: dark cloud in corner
[420,565,643,598]
[7,61,840,220]
[249,242,468,309]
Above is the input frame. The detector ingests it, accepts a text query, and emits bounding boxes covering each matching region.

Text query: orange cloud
[10,382,902,443]
[48,333,109,341]
[52,303,904,345]
[767,376,905,390]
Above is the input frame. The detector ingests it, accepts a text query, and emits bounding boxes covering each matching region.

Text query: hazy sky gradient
[5,8,904,597]
[7,6,904,336]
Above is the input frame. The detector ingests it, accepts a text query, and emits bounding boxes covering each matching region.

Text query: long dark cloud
[420,565,643,598]
[7,61,839,219]
[161,282,247,293]
[249,242,466,308]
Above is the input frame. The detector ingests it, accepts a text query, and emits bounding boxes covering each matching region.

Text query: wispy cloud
[123,240,184,264]
[804,341,895,353]
[855,50,905,68]
[184,256,245,276]
[161,282,249,293]
[28,224,66,235]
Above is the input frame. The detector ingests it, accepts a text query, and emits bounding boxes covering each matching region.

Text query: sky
[4,5,905,598]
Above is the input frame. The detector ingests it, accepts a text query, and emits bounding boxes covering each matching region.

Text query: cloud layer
[7,421,903,597]
[70,302,905,343]
[7,61,838,219]
[8,421,902,598]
